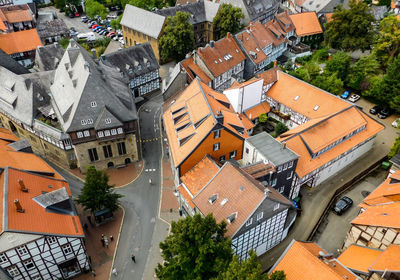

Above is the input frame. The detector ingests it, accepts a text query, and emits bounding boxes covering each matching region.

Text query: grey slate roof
[247,132,298,166]
[101,43,159,79]
[0,49,29,74]
[35,43,65,71]
[50,40,138,133]
[220,0,279,24]
[36,18,69,39]
[390,153,400,167]
[155,0,220,25]
[121,4,165,39]
[7,138,32,153]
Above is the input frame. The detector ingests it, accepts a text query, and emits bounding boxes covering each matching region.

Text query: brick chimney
[14,199,25,213]
[273,60,277,67]
[18,178,28,192]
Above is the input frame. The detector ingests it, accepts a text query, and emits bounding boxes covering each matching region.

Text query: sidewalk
[75,205,124,280]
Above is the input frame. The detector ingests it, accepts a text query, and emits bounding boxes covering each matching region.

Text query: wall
[122,26,161,61]
[344,224,400,250]
[179,127,244,176]
[74,133,138,173]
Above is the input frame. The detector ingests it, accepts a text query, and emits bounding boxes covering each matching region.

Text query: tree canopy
[275,122,289,137]
[111,14,122,30]
[213,3,244,38]
[85,0,107,19]
[347,54,380,91]
[325,51,351,82]
[156,214,233,280]
[374,15,400,66]
[77,166,122,214]
[324,0,375,51]
[389,136,400,159]
[159,11,195,62]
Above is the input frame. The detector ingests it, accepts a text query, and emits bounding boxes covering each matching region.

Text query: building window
[277,166,282,173]
[256,212,263,221]
[32,275,42,280]
[104,130,110,136]
[219,155,225,161]
[88,148,99,162]
[97,131,104,138]
[213,143,220,151]
[105,118,112,124]
[230,150,237,159]
[83,130,90,137]
[47,236,57,244]
[117,142,126,155]
[279,186,284,193]
[0,253,7,263]
[245,148,249,154]
[24,259,35,270]
[288,161,293,168]
[7,266,19,277]
[17,245,28,256]
[62,244,73,255]
[287,171,293,179]
[77,131,83,138]
[245,218,253,227]
[103,145,113,158]
[117,127,123,134]
[111,129,117,135]
[283,163,288,170]
[274,203,280,211]
[214,130,221,139]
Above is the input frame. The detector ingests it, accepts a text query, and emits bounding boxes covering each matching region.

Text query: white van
[77,32,96,41]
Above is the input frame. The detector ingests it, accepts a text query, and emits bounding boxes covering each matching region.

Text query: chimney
[91,48,97,59]
[281,141,286,150]
[226,32,231,38]
[18,178,28,192]
[210,40,215,48]
[14,199,25,213]
[215,111,224,124]
[273,60,277,67]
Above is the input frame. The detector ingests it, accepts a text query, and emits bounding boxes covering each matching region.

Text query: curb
[113,160,145,189]
[108,204,125,280]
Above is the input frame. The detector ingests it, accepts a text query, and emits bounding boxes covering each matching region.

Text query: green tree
[311,72,344,95]
[269,271,286,280]
[54,0,65,9]
[77,166,122,214]
[155,214,233,280]
[348,54,380,91]
[378,0,391,7]
[314,48,329,62]
[324,0,375,51]
[275,122,289,137]
[111,14,122,30]
[59,37,70,49]
[290,62,321,83]
[374,15,400,66]
[259,113,268,123]
[85,0,107,19]
[389,136,400,158]
[325,51,351,82]
[159,11,195,62]
[213,3,244,38]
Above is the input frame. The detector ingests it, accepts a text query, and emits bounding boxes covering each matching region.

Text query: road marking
[150,217,156,223]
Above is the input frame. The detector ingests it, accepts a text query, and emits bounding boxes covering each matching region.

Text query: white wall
[242,141,267,166]
[223,79,264,114]
[223,87,240,113]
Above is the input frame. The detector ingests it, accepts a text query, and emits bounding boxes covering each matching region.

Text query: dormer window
[105,118,112,124]
[146,61,150,67]
[138,65,142,71]
[227,212,237,224]
[273,203,280,211]
[91,101,97,107]
[208,194,218,204]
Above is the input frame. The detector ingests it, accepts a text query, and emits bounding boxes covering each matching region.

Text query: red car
[106,32,115,37]
[75,12,79,17]
[91,25,99,29]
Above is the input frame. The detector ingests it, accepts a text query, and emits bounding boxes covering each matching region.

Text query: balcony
[271,109,291,120]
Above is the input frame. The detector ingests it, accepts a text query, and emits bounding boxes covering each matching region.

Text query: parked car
[348,94,360,102]
[106,32,115,37]
[369,105,383,115]
[379,108,393,119]
[392,118,400,128]
[333,196,353,215]
[74,12,79,17]
[68,13,75,18]
[341,90,350,99]
[113,35,119,41]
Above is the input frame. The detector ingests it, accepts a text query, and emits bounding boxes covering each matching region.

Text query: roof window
[313,105,319,111]
[255,48,260,52]
[294,95,299,101]
[172,107,185,115]
[220,198,228,206]
[208,194,218,204]
[235,49,239,53]
[105,118,112,124]
[219,58,223,63]
[214,60,218,64]
[91,101,97,107]
[227,212,237,224]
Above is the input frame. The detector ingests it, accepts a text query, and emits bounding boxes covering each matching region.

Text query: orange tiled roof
[369,244,400,272]
[192,162,266,237]
[239,113,255,130]
[325,13,334,23]
[337,244,382,274]
[267,71,350,119]
[244,102,270,120]
[235,30,268,65]
[0,28,42,55]
[256,66,279,85]
[361,170,400,207]
[264,20,288,47]
[0,19,6,31]
[275,11,296,33]
[0,130,83,237]
[163,79,249,168]
[278,107,384,178]
[289,12,323,37]
[181,57,212,84]
[197,33,246,78]
[352,202,400,228]
[3,9,32,23]
[271,240,358,280]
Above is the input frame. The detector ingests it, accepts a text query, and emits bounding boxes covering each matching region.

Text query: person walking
[131,254,136,263]
[91,270,96,278]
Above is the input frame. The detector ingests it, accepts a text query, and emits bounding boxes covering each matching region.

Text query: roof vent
[220,198,228,206]
[294,95,299,101]
[18,179,28,192]
[48,185,53,188]
[210,41,215,48]
[208,194,218,204]
[227,212,237,224]
[313,105,319,111]
[14,199,25,213]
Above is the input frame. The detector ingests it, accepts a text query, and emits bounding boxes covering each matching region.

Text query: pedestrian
[91,270,96,278]
[104,236,109,248]
[110,235,114,241]
[131,254,136,263]
[112,268,118,276]
[101,237,105,247]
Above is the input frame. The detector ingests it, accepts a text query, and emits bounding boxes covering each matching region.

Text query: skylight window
[91,101,97,107]
[208,194,218,204]
[313,105,319,111]
[256,48,260,52]
[219,58,223,63]
[220,198,228,206]
[227,212,237,224]
[294,95,299,101]
[214,60,218,64]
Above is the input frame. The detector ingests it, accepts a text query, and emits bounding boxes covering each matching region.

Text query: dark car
[333,196,353,215]
[378,108,393,119]
[68,13,75,18]
[370,105,383,115]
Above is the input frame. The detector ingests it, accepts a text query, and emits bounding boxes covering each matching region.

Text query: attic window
[220,198,228,206]
[235,49,239,53]
[273,203,280,211]
[128,68,134,75]
[176,122,191,132]
[194,115,208,128]
[294,95,299,101]
[214,60,218,64]
[219,58,223,63]
[313,105,319,111]
[179,133,194,146]
[105,118,112,124]
[227,212,237,224]
[81,120,87,125]
[173,112,187,124]
[91,101,97,107]
[172,107,185,115]
[208,194,218,204]
[87,118,93,124]
[37,94,44,101]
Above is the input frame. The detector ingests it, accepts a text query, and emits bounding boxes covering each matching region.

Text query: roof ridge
[196,78,217,123]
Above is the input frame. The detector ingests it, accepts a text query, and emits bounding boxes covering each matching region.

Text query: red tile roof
[289,12,323,37]
[337,244,382,274]
[0,29,42,55]
[181,56,212,84]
